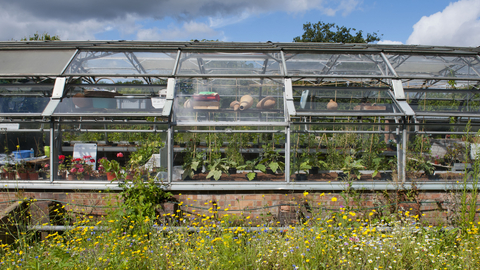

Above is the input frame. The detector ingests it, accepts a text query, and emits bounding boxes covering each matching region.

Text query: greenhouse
[0,40,479,191]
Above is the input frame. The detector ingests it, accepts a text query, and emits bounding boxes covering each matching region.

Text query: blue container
[13,150,33,159]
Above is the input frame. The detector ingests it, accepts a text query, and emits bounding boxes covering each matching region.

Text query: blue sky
[1,0,479,46]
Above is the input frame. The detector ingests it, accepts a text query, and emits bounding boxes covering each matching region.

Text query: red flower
[44,164,49,168]
[117,152,124,158]
[70,168,77,173]
[59,155,66,160]
[89,159,95,163]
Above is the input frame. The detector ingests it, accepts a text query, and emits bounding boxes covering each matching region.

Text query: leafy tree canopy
[21,32,60,41]
[293,21,381,43]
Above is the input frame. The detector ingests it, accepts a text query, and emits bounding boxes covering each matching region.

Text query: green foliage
[206,157,229,181]
[118,174,172,230]
[21,32,60,41]
[129,141,163,167]
[341,154,365,180]
[99,158,121,174]
[255,144,285,174]
[293,21,381,43]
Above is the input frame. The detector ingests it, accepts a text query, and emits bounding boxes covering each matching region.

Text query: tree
[293,21,380,43]
[21,32,60,41]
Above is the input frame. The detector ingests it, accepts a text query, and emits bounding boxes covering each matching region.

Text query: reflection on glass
[174,78,285,123]
[292,88,395,113]
[407,90,480,113]
[0,85,52,114]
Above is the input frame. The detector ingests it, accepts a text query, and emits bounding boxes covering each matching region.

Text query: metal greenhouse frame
[0,41,479,191]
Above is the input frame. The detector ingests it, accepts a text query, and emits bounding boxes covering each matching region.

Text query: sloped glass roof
[0,50,75,76]
[284,53,391,77]
[386,54,480,79]
[176,52,283,75]
[64,51,178,76]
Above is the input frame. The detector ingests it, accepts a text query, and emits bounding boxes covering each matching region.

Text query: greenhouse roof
[0,41,478,80]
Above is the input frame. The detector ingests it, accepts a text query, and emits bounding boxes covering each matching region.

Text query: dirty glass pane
[0,50,76,76]
[406,89,480,115]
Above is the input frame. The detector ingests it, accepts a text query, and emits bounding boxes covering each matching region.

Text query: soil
[180,171,466,182]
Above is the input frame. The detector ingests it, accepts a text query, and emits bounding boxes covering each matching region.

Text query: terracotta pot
[18,172,29,180]
[83,174,90,180]
[327,99,338,110]
[230,100,240,111]
[256,96,276,109]
[28,172,38,180]
[239,95,253,110]
[58,171,67,180]
[67,174,75,181]
[106,172,117,181]
[7,172,16,180]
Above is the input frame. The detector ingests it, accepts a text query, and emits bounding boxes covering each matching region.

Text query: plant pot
[67,174,75,181]
[18,172,28,180]
[28,172,38,180]
[295,174,308,181]
[106,172,117,181]
[83,174,90,180]
[309,167,319,175]
[266,168,276,175]
[228,168,237,175]
[6,172,16,180]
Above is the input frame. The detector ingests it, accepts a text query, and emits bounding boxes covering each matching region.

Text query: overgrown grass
[1,193,480,269]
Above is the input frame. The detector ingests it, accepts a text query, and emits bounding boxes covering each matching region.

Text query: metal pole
[285,126,291,183]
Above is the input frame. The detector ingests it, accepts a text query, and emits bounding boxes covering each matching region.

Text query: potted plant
[290,152,312,181]
[1,164,15,180]
[206,157,229,181]
[69,156,95,180]
[16,161,28,180]
[255,144,285,175]
[182,150,205,180]
[58,154,69,179]
[237,159,258,181]
[341,154,365,180]
[27,163,39,180]
[99,157,121,181]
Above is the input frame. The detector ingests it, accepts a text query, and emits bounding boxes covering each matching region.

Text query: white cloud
[407,0,480,46]
[0,0,361,41]
[137,21,221,41]
[377,40,403,45]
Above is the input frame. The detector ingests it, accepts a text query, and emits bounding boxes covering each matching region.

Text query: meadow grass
[1,194,480,270]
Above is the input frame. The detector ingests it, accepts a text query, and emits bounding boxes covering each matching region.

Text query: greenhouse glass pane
[291,87,400,116]
[0,84,52,114]
[284,53,390,77]
[176,52,283,75]
[174,78,285,124]
[53,84,168,116]
[406,89,480,115]
[64,51,177,75]
[0,50,76,76]
[387,54,480,79]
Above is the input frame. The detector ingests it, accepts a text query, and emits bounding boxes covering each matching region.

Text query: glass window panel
[173,78,285,124]
[176,52,283,75]
[285,53,390,77]
[291,87,399,115]
[387,54,480,79]
[53,83,168,116]
[64,51,177,75]
[406,89,480,114]
[0,84,52,114]
[0,50,76,76]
